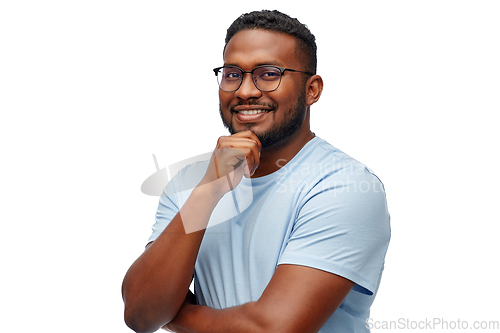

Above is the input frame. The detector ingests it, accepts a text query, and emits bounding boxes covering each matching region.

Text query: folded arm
[164,264,354,333]
[122,187,214,333]
[122,131,262,333]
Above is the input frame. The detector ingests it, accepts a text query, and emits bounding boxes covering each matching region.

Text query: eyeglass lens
[217,66,282,92]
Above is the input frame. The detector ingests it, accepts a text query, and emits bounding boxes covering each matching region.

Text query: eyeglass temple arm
[283,68,315,76]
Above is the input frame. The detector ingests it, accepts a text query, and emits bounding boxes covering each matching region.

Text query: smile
[236,110,269,115]
[233,108,271,124]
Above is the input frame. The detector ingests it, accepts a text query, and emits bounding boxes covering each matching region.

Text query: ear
[305,75,323,106]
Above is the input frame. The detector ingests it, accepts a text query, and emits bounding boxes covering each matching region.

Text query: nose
[235,73,262,100]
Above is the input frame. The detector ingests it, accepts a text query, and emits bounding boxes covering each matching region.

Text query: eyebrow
[223,61,286,68]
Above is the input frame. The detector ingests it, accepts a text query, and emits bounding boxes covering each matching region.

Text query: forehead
[223,29,299,69]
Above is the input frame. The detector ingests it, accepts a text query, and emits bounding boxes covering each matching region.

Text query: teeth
[239,110,266,115]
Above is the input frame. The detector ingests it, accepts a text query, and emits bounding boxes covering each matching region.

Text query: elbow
[123,293,178,333]
[124,304,152,333]
[121,275,179,332]
[124,303,164,333]
[122,285,153,332]
[122,278,165,332]
[122,293,179,332]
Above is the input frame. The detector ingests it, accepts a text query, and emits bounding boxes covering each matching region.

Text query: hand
[200,130,261,198]
[161,302,196,333]
[161,291,196,332]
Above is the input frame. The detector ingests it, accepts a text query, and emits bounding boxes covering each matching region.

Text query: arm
[122,131,261,333]
[164,264,354,333]
[122,187,215,333]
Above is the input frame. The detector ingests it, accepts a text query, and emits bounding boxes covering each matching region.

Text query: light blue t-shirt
[149,136,391,332]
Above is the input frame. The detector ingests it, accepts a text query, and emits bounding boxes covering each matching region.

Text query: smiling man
[122,10,390,333]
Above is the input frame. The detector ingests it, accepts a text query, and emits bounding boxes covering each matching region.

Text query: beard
[219,90,307,149]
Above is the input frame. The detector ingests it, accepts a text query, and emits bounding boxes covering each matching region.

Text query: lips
[230,104,275,123]
[237,109,268,115]
[232,107,271,123]
[232,104,273,112]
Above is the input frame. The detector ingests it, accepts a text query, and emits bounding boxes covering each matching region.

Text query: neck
[251,128,315,178]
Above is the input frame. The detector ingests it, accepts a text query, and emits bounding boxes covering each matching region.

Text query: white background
[1,1,499,332]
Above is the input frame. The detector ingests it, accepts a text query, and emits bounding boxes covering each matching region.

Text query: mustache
[229,101,277,112]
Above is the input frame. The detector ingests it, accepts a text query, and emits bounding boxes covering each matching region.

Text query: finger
[230,131,262,153]
[211,147,246,180]
[221,147,253,175]
[217,136,260,173]
[236,148,254,176]
[227,145,257,175]
[233,131,261,174]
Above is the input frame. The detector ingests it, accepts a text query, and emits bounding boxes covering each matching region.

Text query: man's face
[219,29,309,148]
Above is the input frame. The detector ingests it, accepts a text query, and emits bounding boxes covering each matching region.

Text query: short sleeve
[148,160,209,244]
[148,181,180,244]
[278,167,391,295]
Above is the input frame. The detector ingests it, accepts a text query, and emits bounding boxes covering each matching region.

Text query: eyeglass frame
[213,65,315,92]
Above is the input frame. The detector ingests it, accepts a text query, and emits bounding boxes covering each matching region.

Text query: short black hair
[224,10,317,74]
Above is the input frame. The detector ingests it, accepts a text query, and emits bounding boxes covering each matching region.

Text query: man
[122,10,390,333]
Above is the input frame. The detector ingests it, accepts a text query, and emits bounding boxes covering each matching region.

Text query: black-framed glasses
[213,65,314,92]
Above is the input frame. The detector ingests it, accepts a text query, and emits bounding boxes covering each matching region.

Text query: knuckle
[216,136,224,147]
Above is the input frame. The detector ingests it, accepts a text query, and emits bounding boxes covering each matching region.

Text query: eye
[223,69,242,81]
[227,72,241,79]
[257,68,281,81]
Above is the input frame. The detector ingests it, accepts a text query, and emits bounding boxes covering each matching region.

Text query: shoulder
[283,137,386,195]
[291,137,390,231]
[163,153,211,196]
